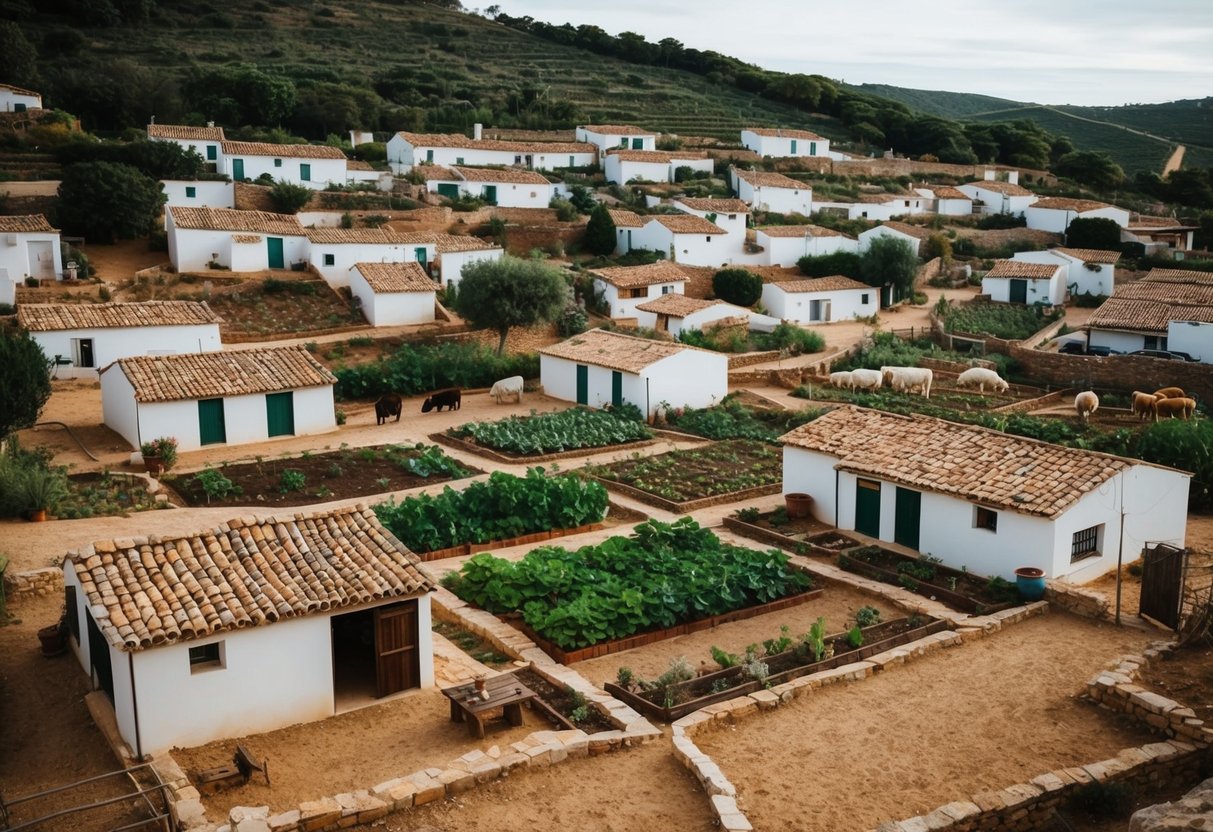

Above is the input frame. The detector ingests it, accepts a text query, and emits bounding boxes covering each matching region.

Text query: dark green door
[14,102,26,113]
[198,398,227,445]
[855,479,881,538]
[267,237,285,269]
[300,163,311,182]
[483,185,497,204]
[207,145,217,161]
[894,487,921,550]
[414,247,428,266]
[791,139,798,154]
[611,371,623,407]
[437,183,459,199]
[575,365,588,405]
[232,158,244,180]
[1009,279,1028,304]
[631,138,643,149]
[266,391,295,437]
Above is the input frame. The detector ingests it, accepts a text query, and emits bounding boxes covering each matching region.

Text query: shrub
[549,196,578,222]
[855,605,881,627]
[267,180,313,214]
[139,436,178,471]
[797,251,862,278]
[976,213,1027,230]
[754,322,824,355]
[450,407,650,455]
[712,268,763,306]
[1137,419,1213,509]
[333,341,538,400]
[192,467,241,503]
[583,203,616,256]
[279,468,306,493]
[556,303,588,337]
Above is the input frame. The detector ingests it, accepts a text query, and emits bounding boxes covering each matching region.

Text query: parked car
[1085,345,1120,357]
[1059,341,1119,357]
[1123,349,1199,362]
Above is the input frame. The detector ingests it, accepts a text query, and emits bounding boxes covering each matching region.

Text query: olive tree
[454,256,567,355]
[859,235,919,302]
[0,329,51,442]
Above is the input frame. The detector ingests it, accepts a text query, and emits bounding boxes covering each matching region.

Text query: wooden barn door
[374,601,419,698]
[855,479,881,538]
[1140,544,1187,630]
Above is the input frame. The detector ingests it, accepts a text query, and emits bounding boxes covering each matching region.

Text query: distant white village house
[731,168,813,216]
[1026,197,1130,234]
[348,262,436,327]
[387,129,596,173]
[1087,269,1213,361]
[575,124,657,159]
[634,294,779,338]
[1011,247,1121,299]
[981,260,1066,306]
[603,148,714,185]
[220,140,348,189]
[761,276,877,324]
[0,214,62,304]
[958,179,1038,216]
[741,127,830,159]
[1,83,43,112]
[146,123,225,166]
[422,165,554,208]
[755,225,857,268]
[589,260,688,319]
[165,206,307,272]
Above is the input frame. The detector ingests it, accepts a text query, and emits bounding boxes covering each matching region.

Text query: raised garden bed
[443,407,653,460]
[723,510,843,555]
[514,668,615,733]
[165,443,477,508]
[838,546,1020,615]
[414,522,606,562]
[605,615,948,722]
[59,471,166,519]
[432,431,656,464]
[587,439,782,512]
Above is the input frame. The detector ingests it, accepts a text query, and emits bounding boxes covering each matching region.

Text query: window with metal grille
[1071,525,1102,562]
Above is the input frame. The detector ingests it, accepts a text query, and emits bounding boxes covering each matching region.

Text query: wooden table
[441,674,538,739]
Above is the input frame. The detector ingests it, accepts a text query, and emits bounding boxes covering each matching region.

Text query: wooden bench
[195,745,270,795]
[441,675,538,739]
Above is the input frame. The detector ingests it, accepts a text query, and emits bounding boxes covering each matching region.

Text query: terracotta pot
[143,455,164,476]
[785,492,814,519]
[38,624,67,657]
[27,508,47,523]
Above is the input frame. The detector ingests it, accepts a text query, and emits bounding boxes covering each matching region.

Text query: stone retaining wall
[726,350,782,370]
[3,566,62,601]
[1043,581,1113,621]
[1007,344,1213,404]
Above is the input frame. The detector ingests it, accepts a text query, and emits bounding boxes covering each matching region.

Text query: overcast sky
[496,0,1213,107]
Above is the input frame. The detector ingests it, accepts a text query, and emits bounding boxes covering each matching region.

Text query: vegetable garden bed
[723,508,838,554]
[838,546,1021,614]
[587,439,782,512]
[59,471,166,519]
[442,407,654,461]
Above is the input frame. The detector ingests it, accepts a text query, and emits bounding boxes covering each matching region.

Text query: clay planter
[142,455,164,476]
[37,624,67,657]
[26,508,47,523]
[785,492,814,519]
[1014,567,1047,601]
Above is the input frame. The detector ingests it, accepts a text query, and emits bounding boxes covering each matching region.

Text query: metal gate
[0,763,175,832]
[1140,543,1187,630]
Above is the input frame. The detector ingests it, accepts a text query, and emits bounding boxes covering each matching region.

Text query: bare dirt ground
[697,612,1156,832]
[79,237,166,283]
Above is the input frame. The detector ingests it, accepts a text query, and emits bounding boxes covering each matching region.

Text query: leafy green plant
[710,645,740,668]
[616,667,635,689]
[279,468,306,493]
[985,576,1020,605]
[192,467,241,504]
[736,507,761,523]
[854,605,881,627]
[450,407,651,455]
[804,617,827,662]
[846,626,864,649]
[762,625,793,657]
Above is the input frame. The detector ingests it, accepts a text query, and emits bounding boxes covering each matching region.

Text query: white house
[160,179,235,209]
[165,206,307,273]
[671,198,749,238]
[348,262,436,327]
[423,165,554,208]
[425,233,503,289]
[756,225,858,268]
[100,346,337,452]
[608,209,646,255]
[146,123,225,167]
[589,261,689,319]
[822,193,927,221]
[958,180,1038,216]
[1026,197,1130,234]
[914,185,973,216]
[63,504,436,757]
[732,168,813,216]
[741,128,829,159]
[981,260,1065,306]
[18,301,222,379]
[306,227,431,289]
[220,141,348,189]
[630,214,729,266]
[1088,269,1213,360]
[0,215,62,298]
[387,130,596,172]
[1,83,43,112]
[634,294,779,338]
[761,277,877,324]
[539,329,727,417]
[858,221,932,257]
[1122,216,1198,256]
[576,124,657,159]
[781,406,1190,583]
[1011,247,1120,299]
[603,149,714,185]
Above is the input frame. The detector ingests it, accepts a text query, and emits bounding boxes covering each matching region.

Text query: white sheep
[829,370,854,390]
[850,368,883,390]
[956,367,1009,394]
[489,375,524,404]
[1075,391,1099,421]
[881,366,933,398]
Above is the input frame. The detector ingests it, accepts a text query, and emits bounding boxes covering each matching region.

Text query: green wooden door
[790,139,798,154]
[810,141,817,155]
[894,487,921,550]
[232,158,244,180]
[300,163,311,182]
[198,398,227,445]
[483,185,497,204]
[14,102,26,113]
[266,391,295,437]
[437,183,459,199]
[575,365,588,405]
[414,247,428,266]
[207,145,217,161]
[267,237,285,269]
[1009,279,1028,304]
[855,479,881,538]
[611,371,623,407]
[631,138,643,149]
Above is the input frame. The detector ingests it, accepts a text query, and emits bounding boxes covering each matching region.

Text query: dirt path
[1163,145,1186,177]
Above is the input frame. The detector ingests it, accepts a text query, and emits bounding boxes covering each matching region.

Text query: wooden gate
[1140,543,1187,630]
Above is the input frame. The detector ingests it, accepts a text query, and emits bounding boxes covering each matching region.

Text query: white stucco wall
[736,179,813,215]
[605,157,670,185]
[428,179,553,209]
[310,242,420,288]
[540,349,726,415]
[1167,321,1213,363]
[759,232,857,268]
[1027,205,1131,233]
[630,223,726,267]
[936,197,973,216]
[1087,329,1147,354]
[741,131,829,158]
[576,129,657,157]
[0,89,42,111]
[222,154,347,189]
[99,366,141,449]
[387,137,592,173]
[0,231,63,282]
[958,185,1038,216]
[981,274,1064,306]
[150,136,220,166]
[160,180,235,209]
[33,323,222,380]
[858,225,924,256]
[761,285,876,323]
[169,225,307,273]
[594,278,684,319]
[350,276,435,327]
[438,247,503,289]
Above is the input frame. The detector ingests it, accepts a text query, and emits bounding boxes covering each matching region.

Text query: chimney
[1007,171,1019,185]
[207,120,214,128]
[983,169,996,181]
[473,123,483,141]
[150,115,156,125]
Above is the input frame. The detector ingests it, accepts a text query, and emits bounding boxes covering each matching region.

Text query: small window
[185,186,197,198]
[705,236,711,243]
[65,586,80,644]
[661,285,672,295]
[189,641,224,672]
[456,157,464,165]
[1071,525,1102,562]
[274,158,282,167]
[514,155,522,164]
[619,138,628,147]
[323,253,335,266]
[974,507,998,532]
[861,293,870,305]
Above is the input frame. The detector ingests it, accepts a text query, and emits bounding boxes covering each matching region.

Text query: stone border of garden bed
[867,641,1210,832]
[3,566,62,602]
[513,588,825,666]
[416,521,606,562]
[429,431,661,464]
[589,477,782,514]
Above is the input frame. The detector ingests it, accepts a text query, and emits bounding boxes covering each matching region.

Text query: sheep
[829,370,854,390]
[1075,391,1099,421]
[850,368,883,390]
[421,388,462,412]
[489,375,524,404]
[1154,386,1186,400]
[374,393,403,425]
[1130,391,1162,421]
[1155,397,1196,421]
[956,367,1009,395]
[880,366,933,398]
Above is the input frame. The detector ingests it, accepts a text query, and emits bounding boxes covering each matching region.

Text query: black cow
[421,388,461,412]
[375,393,402,425]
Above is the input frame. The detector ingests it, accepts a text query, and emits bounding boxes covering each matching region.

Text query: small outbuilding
[755,225,857,268]
[165,206,307,273]
[958,180,1038,216]
[588,261,689,319]
[1025,197,1129,233]
[147,123,225,167]
[576,124,657,159]
[220,140,348,189]
[634,294,779,338]
[858,221,932,257]
[741,127,829,159]
[424,165,555,208]
[731,168,813,216]
[1,83,43,112]
[63,504,437,756]
[982,259,1065,306]
[1012,247,1120,299]
[306,226,433,288]
[0,214,62,295]
[1087,268,1213,360]
[761,276,877,323]
[348,261,436,327]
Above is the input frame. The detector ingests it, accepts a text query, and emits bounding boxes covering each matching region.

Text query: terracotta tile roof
[984,260,1061,280]
[872,220,932,239]
[925,185,970,200]
[1110,278,1213,307]
[108,346,336,403]
[346,159,374,170]
[431,233,496,253]
[589,261,690,288]
[858,193,917,205]
[305,227,414,245]
[964,180,1035,196]
[607,209,645,228]
[1087,298,1213,333]
[416,165,460,181]
[0,83,41,97]
[745,127,826,141]
[1052,247,1122,264]
[733,169,811,190]
[221,141,347,160]
[231,234,262,244]
[605,149,708,162]
[635,294,724,317]
[453,166,551,185]
[395,132,595,155]
[169,207,304,235]
[1030,196,1115,213]
[675,198,750,214]
[67,504,435,652]
[1139,268,1213,286]
[781,406,1144,518]
[770,276,870,293]
[1128,216,1197,230]
[352,262,435,293]
[580,124,652,135]
[147,123,225,141]
[650,214,726,234]
[0,214,58,233]
[757,224,849,239]
[19,301,221,332]
[540,328,695,373]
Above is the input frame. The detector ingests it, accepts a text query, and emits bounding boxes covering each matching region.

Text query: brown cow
[1131,391,1162,421]
[375,393,402,425]
[1154,387,1186,400]
[1154,397,1196,421]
